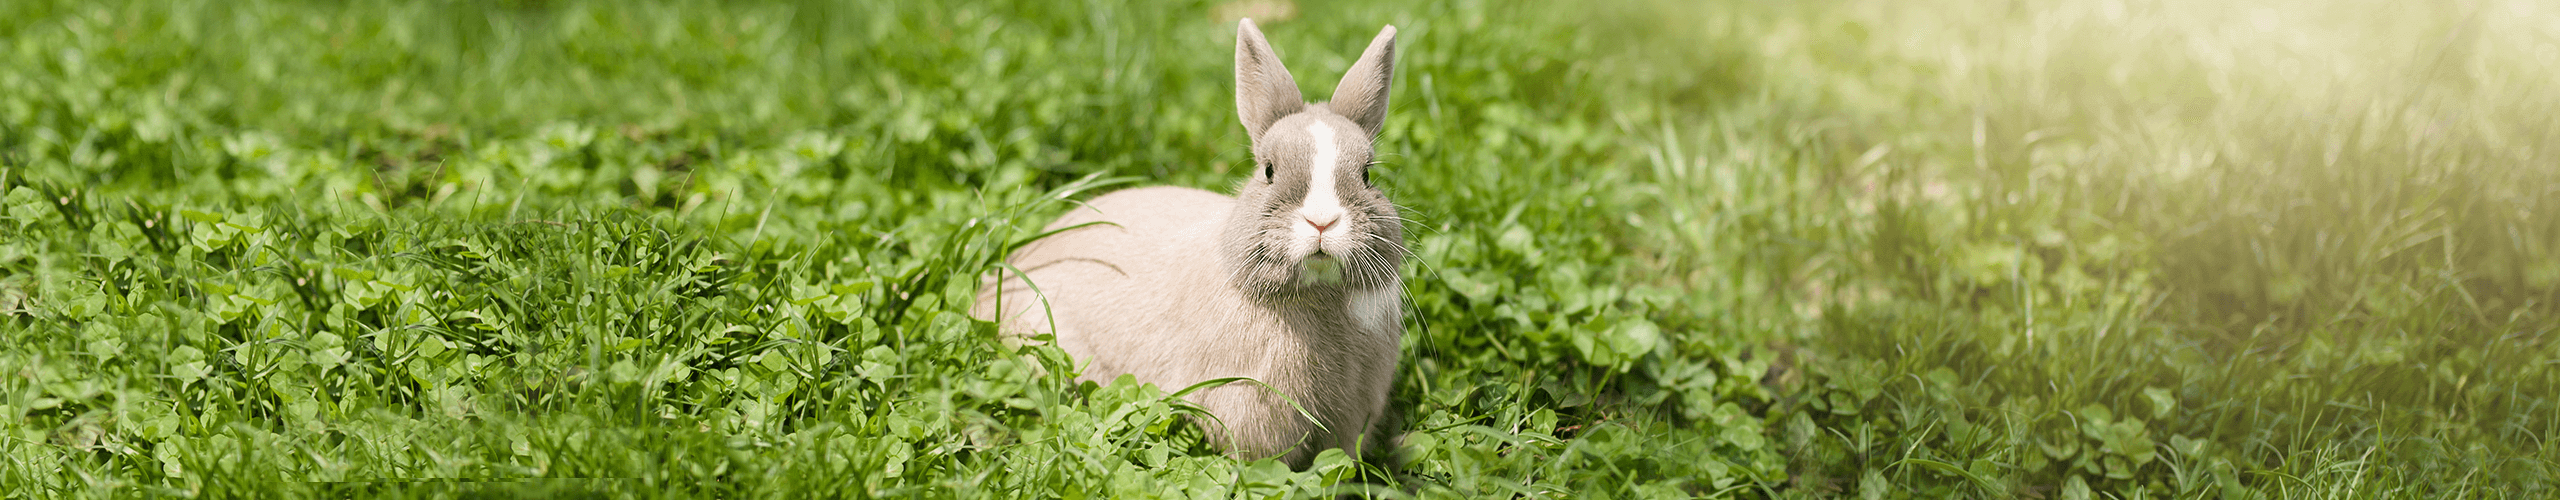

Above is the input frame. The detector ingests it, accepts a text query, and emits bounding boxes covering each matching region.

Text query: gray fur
[1328,27,1397,139]
[973,19,1404,469]
[1234,18,1306,139]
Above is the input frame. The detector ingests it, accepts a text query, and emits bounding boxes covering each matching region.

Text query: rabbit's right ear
[1329,26,1396,139]
[1235,18,1305,141]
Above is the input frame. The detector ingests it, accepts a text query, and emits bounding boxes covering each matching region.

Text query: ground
[1,0,2554,497]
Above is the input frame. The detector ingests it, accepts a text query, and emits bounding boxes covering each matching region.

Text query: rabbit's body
[980,185,1402,465]
[973,20,1407,468]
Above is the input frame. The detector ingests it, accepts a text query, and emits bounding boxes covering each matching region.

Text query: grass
[2,0,2554,497]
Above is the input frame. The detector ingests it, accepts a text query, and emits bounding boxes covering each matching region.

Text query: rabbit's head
[1223,19,1405,299]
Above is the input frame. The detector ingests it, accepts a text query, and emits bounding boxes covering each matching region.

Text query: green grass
[2,0,2553,497]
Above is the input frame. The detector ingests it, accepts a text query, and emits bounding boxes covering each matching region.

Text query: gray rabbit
[974,19,1405,469]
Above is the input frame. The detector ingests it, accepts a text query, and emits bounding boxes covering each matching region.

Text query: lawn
[2,0,2554,497]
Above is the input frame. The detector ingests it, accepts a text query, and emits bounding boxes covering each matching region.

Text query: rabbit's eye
[1360,167,1371,187]
[1262,161,1274,182]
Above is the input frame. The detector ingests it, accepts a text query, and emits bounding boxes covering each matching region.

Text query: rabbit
[972,18,1406,469]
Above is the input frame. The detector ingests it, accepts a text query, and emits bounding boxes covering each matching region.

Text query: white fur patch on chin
[1348,282,1401,334]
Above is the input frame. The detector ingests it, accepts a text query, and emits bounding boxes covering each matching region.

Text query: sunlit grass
[1611,0,2558,496]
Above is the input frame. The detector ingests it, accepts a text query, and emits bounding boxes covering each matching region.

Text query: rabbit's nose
[1306,217,1337,233]
[1301,207,1344,233]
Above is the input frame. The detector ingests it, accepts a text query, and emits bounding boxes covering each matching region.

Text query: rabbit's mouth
[1232,227,1397,296]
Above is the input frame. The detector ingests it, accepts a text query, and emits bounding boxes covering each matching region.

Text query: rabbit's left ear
[1329,25,1397,139]
[1237,19,1306,141]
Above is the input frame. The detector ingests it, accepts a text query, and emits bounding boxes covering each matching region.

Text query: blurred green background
[2,0,2553,497]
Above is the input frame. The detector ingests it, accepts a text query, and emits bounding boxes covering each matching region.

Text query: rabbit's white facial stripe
[1295,121,1347,236]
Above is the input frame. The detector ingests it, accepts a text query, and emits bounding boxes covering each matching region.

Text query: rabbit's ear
[1236,18,1305,140]
[1329,25,1397,139]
